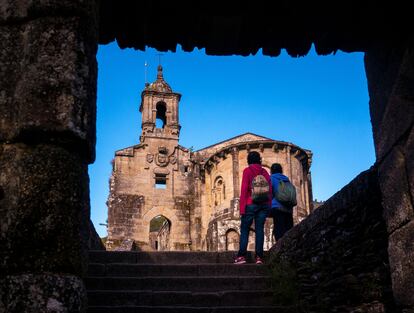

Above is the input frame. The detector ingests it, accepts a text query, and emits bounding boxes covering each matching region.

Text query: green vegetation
[150,215,168,232]
[268,256,299,306]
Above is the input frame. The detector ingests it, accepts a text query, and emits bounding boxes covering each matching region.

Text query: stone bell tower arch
[140,65,182,143]
[106,65,196,251]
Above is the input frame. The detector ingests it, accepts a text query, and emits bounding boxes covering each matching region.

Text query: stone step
[89,251,263,264]
[88,263,270,277]
[87,290,274,307]
[87,306,295,313]
[86,276,271,292]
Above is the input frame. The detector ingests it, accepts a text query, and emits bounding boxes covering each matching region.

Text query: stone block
[0,143,89,276]
[375,94,414,162]
[0,16,97,162]
[379,146,414,233]
[406,127,414,206]
[0,273,86,313]
[0,0,96,22]
[365,45,414,162]
[388,220,414,307]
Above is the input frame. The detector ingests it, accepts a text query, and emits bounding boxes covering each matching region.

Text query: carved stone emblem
[155,146,169,167]
[146,154,154,163]
[156,153,169,167]
[169,155,177,164]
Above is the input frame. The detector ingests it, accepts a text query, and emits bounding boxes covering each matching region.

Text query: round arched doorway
[149,215,171,251]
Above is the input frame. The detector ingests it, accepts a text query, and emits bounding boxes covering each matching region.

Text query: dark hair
[271,163,283,174]
[247,151,261,165]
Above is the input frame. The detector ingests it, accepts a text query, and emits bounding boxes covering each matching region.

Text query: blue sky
[90,42,375,237]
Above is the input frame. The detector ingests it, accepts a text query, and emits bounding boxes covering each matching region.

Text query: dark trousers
[272,209,293,240]
[237,204,269,258]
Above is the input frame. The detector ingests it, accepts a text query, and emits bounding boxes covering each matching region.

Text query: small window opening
[155,174,167,189]
[184,166,189,173]
[156,102,167,128]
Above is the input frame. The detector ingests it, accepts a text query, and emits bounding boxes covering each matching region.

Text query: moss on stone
[268,257,300,306]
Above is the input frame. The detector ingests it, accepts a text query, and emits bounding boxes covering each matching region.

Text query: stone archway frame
[216,220,241,251]
[2,3,412,311]
[225,228,240,251]
[142,207,180,250]
[212,173,226,207]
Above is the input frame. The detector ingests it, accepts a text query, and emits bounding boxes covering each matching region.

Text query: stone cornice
[115,143,147,156]
[200,140,312,170]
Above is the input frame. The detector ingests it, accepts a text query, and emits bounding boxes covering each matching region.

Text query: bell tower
[139,65,181,143]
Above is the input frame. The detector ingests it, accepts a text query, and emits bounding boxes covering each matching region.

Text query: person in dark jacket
[270,163,294,240]
[234,151,272,265]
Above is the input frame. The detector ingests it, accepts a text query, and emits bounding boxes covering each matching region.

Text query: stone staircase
[86,251,293,313]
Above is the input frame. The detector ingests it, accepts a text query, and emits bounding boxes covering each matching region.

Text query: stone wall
[87,220,105,251]
[0,1,98,312]
[107,143,196,251]
[365,43,414,312]
[269,166,395,312]
[203,140,312,251]
[1,3,411,311]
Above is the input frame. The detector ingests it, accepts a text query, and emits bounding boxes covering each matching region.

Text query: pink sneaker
[255,256,264,265]
[234,256,246,264]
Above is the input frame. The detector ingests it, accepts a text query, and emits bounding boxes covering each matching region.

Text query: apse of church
[106,66,313,251]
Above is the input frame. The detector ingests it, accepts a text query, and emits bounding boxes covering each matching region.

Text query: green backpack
[275,180,297,207]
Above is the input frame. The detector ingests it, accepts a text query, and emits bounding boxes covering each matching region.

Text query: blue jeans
[237,204,269,258]
[272,209,293,240]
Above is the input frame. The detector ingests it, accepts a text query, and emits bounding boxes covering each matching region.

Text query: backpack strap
[248,166,264,179]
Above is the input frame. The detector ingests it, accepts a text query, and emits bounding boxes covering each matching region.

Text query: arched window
[155,102,167,128]
[213,176,225,206]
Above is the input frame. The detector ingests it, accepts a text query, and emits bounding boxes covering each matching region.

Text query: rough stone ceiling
[98,1,413,57]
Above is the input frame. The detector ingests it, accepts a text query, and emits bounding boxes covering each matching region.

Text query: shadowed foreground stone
[0,273,86,313]
[0,0,96,22]
[86,251,294,313]
[0,16,97,162]
[269,166,396,312]
[388,220,414,307]
[0,143,89,276]
[379,146,414,233]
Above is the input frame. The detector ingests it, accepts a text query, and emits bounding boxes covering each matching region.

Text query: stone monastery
[106,65,314,251]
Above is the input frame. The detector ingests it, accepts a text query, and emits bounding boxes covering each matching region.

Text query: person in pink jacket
[234,151,272,264]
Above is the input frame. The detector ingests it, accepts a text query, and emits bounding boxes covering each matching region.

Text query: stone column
[172,99,178,124]
[148,97,153,122]
[0,1,98,312]
[365,42,414,312]
[303,169,310,214]
[231,147,240,198]
[286,146,292,178]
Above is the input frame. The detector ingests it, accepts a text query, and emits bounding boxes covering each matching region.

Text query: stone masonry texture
[106,69,314,252]
[0,0,98,312]
[1,2,413,311]
[365,43,414,310]
[0,273,86,313]
[269,166,396,312]
[0,143,89,276]
[0,15,97,162]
